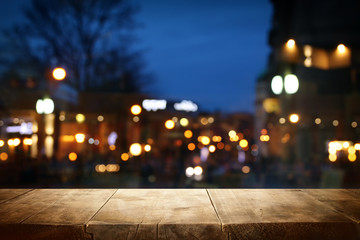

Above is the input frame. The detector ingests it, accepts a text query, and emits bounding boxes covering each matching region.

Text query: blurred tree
[0,0,151,92]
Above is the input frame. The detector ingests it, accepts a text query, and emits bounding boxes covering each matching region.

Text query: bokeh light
[68,152,77,161]
[130,105,142,115]
[184,130,193,138]
[52,67,66,80]
[130,143,142,156]
[75,133,85,143]
[165,120,175,129]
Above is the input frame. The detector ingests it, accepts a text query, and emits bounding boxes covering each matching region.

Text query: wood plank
[304,189,360,223]
[208,189,359,240]
[303,189,360,201]
[87,189,224,240]
[23,189,117,225]
[0,189,73,224]
[0,189,33,203]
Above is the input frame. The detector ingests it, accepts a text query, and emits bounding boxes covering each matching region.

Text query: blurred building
[255,0,360,186]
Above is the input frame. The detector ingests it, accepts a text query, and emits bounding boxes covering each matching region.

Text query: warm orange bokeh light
[0,152,8,161]
[121,153,129,161]
[68,152,77,161]
[184,130,193,138]
[188,143,196,151]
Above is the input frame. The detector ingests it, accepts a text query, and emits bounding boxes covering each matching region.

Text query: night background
[0,0,359,188]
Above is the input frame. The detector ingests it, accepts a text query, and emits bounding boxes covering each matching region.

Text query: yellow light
[109,145,116,151]
[13,138,21,147]
[95,164,106,173]
[279,118,286,124]
[212,136,220,142]
[348,154,356,162]
[0,140,4,147]
[130,105,142,115]
[351,122,357,128]
[304,45,312,57]
[263,135,270,142]
[97,115,104,122]
[76,114,86,123]
[184,130,193,138]
[0,152,8,161]
[304,57,312,67]
[165,120,175,129]
[342,141,350,149]
[289,114,299,123]
[286,39,295,49]
[144,144,151,152]
[230,136,239,142]
[188,143,196,151]
[337,44,346,53]
[106,164,120,172]
[242,166,250,174]
[239,139,248,148]
[180,118,189,127]
[133,116,140,122]
[121,153,129,161]
[333,120,339,127]
[129,143,142,156]
[335,142,343,151]
[200,117,208,125]
[52,67,66,80]
[75,133,85,143]
[329,154,337,162]
[217,142,224,149]
[355,144,360,150]
[328,148,337,155]
[209,145,216,153]
[208,117,214,123]
[200,136,210,145]
[228,130,236,138]
[62,135,75,142]
[68,152,77,161]
[348,146,356,155]
[194,166,203,175]
[23,138,33,146]
[315,118,321,125]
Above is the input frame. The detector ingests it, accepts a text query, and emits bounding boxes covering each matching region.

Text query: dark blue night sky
[0,0,272,113]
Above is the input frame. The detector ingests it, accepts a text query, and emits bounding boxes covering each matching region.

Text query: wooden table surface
[0,189,359,240]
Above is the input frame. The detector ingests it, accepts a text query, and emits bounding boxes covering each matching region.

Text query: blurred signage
[142,99,167,111]
[142,99,198,112]
[174,100,198,112]
[6,122,33,135]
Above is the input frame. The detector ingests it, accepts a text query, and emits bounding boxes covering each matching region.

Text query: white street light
[36,98,54,114]
[284,74,299,94]
[271,75,283,95]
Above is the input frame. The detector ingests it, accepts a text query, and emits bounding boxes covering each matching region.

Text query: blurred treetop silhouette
[0,0,151,93]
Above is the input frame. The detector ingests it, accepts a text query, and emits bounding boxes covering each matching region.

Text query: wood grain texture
[0,189,360,240]
[304,189,360,223]
[87,189,224,240]
[23,189,117,225]
[208,189,360,240]
[0,189,33,203]
[0,189,116,240]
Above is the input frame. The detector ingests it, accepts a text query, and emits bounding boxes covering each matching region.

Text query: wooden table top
[0,189,359,240]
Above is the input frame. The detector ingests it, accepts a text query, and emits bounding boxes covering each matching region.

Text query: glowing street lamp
[36,98,55,114]
[130,105,142,115]
[52,67,66,81]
